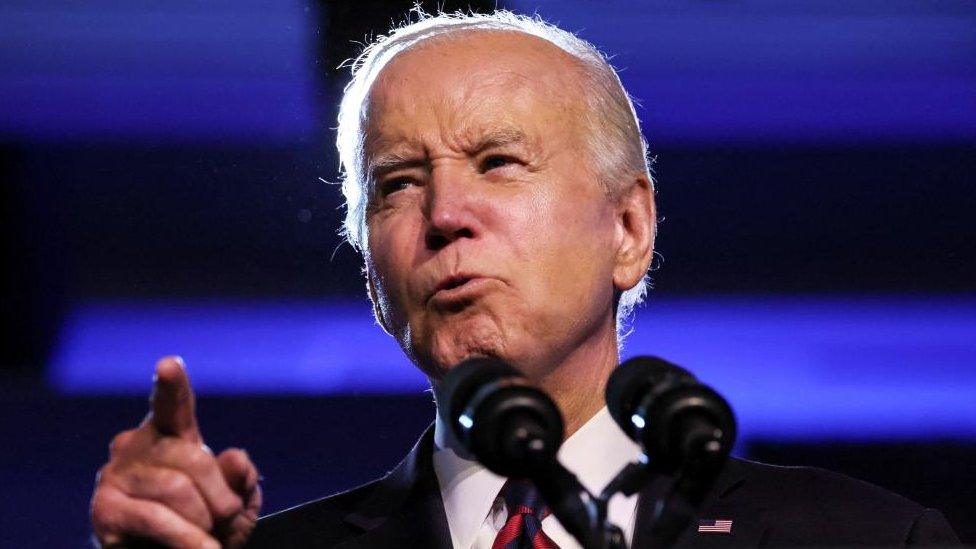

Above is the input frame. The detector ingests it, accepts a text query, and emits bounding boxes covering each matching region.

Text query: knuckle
[108,429,136,456]
[214,492,244,520]
[183,444,212,470]
[90,487,120,534]
[158,468,194,497]
[158,436,210,472]
[96,462,133,492]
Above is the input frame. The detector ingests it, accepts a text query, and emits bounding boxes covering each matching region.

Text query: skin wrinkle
[365,115,548,208]
[367,126,532,194]
[361,30,654,439]
[339,23,656,326]
[363,35,582,162]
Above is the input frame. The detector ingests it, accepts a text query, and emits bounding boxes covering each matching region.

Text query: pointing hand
[91,357,261,548]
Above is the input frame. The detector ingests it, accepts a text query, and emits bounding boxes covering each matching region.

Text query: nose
[424,169,477,251]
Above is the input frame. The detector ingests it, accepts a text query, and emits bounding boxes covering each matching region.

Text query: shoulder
[245,478,383,548]
[245,424,443,548]
[727,457,921,511]
[717,457,959,546]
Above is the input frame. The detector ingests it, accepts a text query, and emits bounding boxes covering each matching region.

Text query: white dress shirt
[433,407,644,549]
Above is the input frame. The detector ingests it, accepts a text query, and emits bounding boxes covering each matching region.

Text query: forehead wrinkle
[365,123,534,187]
[436,75,556,156]
[367,99,536,164]
[362,32,588,174]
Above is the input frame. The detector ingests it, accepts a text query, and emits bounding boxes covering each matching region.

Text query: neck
[536,314,619,440]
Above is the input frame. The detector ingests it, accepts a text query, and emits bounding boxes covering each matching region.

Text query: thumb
[146,356,200,440]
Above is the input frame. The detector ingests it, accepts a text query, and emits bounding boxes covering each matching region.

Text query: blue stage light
[48,296,976,441]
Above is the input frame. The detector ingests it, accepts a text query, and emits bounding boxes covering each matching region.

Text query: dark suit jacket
[247,426,960,548]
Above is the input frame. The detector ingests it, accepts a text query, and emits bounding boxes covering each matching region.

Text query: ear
[612,174,656,292]
[365,264,394,336]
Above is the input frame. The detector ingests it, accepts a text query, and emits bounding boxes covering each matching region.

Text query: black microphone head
[606,355,695,437]
[436,356,564,477]
[607,356,736,474]
[436,357,519,442]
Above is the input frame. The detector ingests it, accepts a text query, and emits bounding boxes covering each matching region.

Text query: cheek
[366,218,418,315]
[509,191,617,309]
[534,189,615,264]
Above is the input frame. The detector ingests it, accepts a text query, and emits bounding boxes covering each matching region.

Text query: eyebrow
[367,152,426,181]
[365,126,530,181]
[468,126,528,153]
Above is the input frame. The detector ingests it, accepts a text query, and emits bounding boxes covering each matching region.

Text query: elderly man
[91,10,958,549]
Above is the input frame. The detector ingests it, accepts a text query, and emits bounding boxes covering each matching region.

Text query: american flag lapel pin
[698,519,733,534]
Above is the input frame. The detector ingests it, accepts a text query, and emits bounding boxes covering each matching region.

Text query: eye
[379,176,414,196]
[480,154,518,172]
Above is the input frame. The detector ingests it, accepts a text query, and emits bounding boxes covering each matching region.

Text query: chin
[413,315,512,378]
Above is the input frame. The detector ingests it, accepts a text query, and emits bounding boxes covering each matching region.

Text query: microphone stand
[644,426,727,548]
[596,418,728,549]
[522,439,629,549]
[527,438,725,549]
[531,461,606,549]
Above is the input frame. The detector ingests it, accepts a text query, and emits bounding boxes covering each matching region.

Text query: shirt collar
[432,406,642,549]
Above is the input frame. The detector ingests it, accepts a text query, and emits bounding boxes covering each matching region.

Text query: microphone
[436,357,564,477]
[606,356,736,474]
[437,357,603,547]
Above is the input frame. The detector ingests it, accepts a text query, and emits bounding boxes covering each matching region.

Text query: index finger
[144,356,200,441]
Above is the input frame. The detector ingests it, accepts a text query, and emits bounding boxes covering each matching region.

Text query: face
[361,32,630,381]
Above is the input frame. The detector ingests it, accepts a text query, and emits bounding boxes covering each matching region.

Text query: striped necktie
[492,479,560,549]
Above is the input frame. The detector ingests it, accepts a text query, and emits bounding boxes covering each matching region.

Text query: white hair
[335,9,655,324]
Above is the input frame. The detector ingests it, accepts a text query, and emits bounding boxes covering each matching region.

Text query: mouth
[428,274,492,304]
[433,275,474,294]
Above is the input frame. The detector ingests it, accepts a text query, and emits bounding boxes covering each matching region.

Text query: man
[90,10,959,548]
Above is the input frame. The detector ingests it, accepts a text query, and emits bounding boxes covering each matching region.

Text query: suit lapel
[337,425,453,549]
[633,458,768,548]
[331,431,768,548]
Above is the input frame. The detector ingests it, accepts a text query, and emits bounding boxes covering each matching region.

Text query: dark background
[1,0,974,546]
